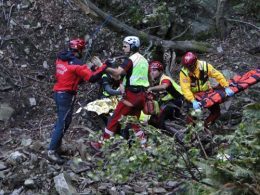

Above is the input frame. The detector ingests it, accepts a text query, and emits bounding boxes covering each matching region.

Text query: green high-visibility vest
[159,74,183,101]
[123,53,149,87]
[181,61,210,93]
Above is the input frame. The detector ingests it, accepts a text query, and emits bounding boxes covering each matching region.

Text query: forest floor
[0,0,259,194]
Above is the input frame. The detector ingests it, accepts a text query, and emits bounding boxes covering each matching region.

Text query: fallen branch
[227,18,260,31]
[74,0,214,53]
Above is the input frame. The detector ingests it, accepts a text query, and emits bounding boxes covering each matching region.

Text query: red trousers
[103,90,146,142]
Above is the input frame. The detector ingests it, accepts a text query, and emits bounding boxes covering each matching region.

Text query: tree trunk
[216,0,227,40]
[74,0,215,53]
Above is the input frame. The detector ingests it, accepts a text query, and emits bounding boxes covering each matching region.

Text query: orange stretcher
[194,68,260,108]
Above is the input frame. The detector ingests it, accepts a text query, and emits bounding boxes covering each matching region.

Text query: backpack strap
[181,69,188,77]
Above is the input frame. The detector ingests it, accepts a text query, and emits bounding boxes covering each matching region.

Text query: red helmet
[149,61,164,72]
[181,52,197,67]
[69,38,86,51]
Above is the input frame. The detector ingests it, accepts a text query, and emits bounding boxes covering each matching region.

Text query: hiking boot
[90,141,102,151]
[47,150,65,165]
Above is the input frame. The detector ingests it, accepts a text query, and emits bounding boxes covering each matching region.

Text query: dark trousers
[205,104,220,128]
[48,92,75,151]
[158,98,183,128]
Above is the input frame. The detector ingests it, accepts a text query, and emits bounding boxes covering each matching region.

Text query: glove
[90,64,98,71]
[105,58,116,67]
[91,56,102,67]
[192,100,201,110]
[225,87,234,97]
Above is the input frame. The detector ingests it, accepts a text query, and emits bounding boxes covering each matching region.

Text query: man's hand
[225,87,234,97]
[91,56,102,67]
[105,58,115,67]
[147,87,153,92]
[192,100,201,110]
[119,84,125,96]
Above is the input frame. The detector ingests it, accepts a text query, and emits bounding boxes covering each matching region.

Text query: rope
[83,15,112,62]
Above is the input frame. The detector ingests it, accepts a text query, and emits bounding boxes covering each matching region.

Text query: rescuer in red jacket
[48,38,107,164]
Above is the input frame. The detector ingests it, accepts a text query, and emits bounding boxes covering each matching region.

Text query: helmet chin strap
[73,50,82,59]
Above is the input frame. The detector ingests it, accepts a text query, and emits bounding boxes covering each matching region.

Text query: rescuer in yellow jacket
[179,52,234,128]
[148,61,183,129]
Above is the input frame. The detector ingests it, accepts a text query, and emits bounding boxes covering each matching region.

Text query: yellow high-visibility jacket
[179,60,229,102]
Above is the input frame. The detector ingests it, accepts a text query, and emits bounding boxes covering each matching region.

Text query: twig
[227,18,260,31]
[143,24,167,32]
[24,75,53,85]
[195,133,208,159]
[115,11,126,18]
[171,25,191,41]
[29,124,54,131]
[7,4,15,26]
[178,151,200,181]
[1,0,7,21]
[72,125,96,134]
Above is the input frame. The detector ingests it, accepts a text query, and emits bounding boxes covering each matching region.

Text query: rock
[0,171,5,179]
[0,161,7,171]
[152,187,167,194]
[190,17,215,40]
[108,186,119,195]
[0,103,14,122]
[21,138,32,147]
[121,185,133,193]
[24,179,36,189]
[133,184,147,193]
[221,69,237,80]
[98,182,112,192]
[7,151,27,165]
[29,98,37,107]
[10,187,24,195]
[9,19,17,27]
[69,158,91,174]
[43,61,49,69]
[17,0,31,9]
[29,153,38,165]
[29,140,44,152]
[165,180,179,188]
[54,172,76,195]
[222,99,232,111]
[217,45,224,53]
[24,47,30,54]
[77,142,89,161]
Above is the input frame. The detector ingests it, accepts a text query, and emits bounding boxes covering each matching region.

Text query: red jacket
[53,59,107,92]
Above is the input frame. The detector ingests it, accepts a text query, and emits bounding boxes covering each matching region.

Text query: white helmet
[123,36,140,50]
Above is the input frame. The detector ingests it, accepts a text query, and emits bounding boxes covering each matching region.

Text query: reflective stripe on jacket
[159,74,183,101]
[180,60,229,102]
[181,61,210,93]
